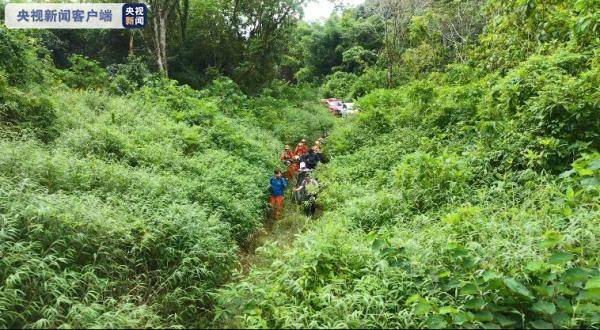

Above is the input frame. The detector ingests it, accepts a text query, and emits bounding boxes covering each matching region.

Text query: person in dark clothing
[312,144,328,164]
[301,148,322,170]
[269,169,288,220]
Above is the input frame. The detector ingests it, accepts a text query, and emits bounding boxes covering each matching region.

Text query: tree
[177,0,191,42]
[342,45,377,73]
[146,0,178,75]
[233,0,306,90]
[368,0,431,86]
[434,0,485,63]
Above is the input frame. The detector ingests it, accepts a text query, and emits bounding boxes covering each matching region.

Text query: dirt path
[237,127,329,275]
[238,199,314,274]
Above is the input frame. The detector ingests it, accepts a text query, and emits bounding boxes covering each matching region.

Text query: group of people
[269,136,327,219]
[279,138,325,179]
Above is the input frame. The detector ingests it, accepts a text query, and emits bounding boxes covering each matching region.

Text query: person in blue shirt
[269,169,288,220]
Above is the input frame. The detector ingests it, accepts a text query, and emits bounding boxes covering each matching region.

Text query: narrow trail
[238,196,320,275]
[237,135,327,275]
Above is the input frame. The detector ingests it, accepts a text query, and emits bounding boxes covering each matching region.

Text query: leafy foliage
[0,29,330,327]
[0,28,47,85]
[214,1,599,329]
[1,0,598,328]
[0,74,57,141]
[60,54,109,90]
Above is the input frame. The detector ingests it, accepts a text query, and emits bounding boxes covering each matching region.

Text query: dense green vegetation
[0,26,332,327]
[214,0,600,328]
[1,0,599,328]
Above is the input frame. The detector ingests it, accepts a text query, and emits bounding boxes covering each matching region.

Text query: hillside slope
[0,28,334,328]
[213,1,599,328]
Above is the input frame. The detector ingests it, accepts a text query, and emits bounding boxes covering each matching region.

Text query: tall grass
[213,43,599,330]
[0,73,332,327]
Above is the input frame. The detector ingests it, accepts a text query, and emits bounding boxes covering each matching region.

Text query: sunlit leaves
[549,251,575,265]
[539,230,564,248]
[532,301,556,315]
[504,277,534,299]
[585,277,600,290]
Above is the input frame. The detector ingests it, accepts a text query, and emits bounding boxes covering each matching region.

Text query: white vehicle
[341,102,359,116]
[327,99,343,108]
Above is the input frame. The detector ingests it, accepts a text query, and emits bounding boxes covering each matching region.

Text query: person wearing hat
[294,172,319,217]
[294,162,310,203]
[280,145,296,179]
[269,169,288,220]
[294,139,309,157]
[313,143,328,164]
[296,161,310,186]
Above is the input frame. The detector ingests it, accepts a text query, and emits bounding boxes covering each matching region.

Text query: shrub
[0,73,57,141]
[107,56,153,95]
[60,54,109,90]
[341,45,377,74]
[214,5,599,326]
[0,78,326,327]
[487,49,599,171]
[0,27,45,86]
[0,163,237,328]
[321,71,357,99]
[215,136,599,329]
[392,151,474,212]
[349,67,387,98]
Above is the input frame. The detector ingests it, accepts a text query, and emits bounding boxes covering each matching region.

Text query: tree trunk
[159,13,168,75]
[148,0,176,76]
[151,11,168,75]
[178,0,190,42]
[387,60,393,87]
[129,31,135,57]
[151,15,165,73]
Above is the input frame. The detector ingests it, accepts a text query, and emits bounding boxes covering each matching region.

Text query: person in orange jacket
[312,144,321,153]
[288,155,301,180]
[280,145,296,180]
[294,139,309,157]
[281,144,294,162]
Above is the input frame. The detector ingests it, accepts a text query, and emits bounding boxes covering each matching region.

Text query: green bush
[392,151,474,212]
[0,73,57,141]
[214,3,599,327]
[0,167,236,328]
[0,27,45,86]
[107,56,153,95]
[60,54,109,90]
[2,1,599,328]
[349,67,387,98]
[321,71,357,99]
[215,144,599,329]
[240,84,334,144]
[486,49,599,171]
[0,73,325,327]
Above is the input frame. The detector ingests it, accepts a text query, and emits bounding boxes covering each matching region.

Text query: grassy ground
[214,189,324,328]
[238,191,316,274]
